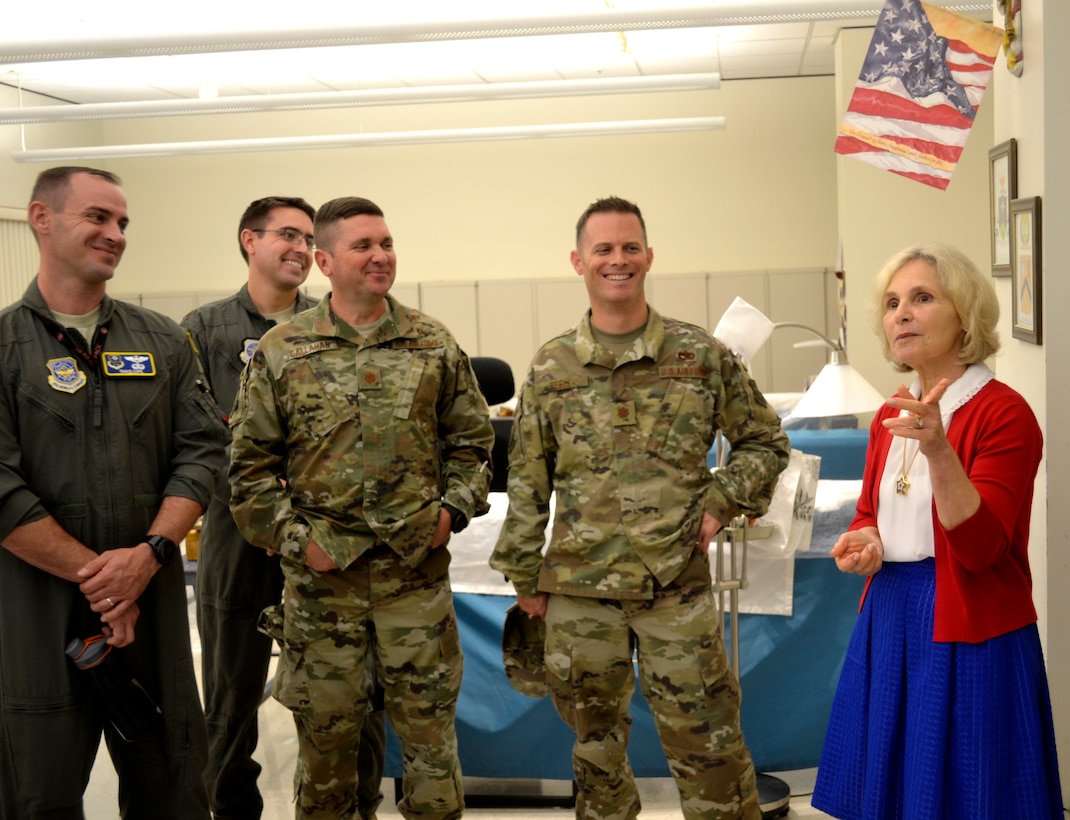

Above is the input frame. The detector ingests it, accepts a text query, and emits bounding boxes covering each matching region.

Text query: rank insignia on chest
[102,352,157,377]
[46,357,87,394]
[359,367,382,388]
[612,400,637,426]
[240,338,259,363]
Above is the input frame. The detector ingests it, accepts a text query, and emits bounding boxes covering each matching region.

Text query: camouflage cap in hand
[501,603,548,699]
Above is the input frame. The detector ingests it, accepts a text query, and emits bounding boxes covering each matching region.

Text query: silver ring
[106,596,116,608]
[915,417,924,429]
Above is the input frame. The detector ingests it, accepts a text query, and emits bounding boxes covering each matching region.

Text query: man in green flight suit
[0,166,228,817]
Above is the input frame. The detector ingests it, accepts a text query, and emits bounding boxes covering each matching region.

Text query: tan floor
[83,589,835,818]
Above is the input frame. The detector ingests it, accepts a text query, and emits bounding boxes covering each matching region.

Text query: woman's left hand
[831,527,884,576]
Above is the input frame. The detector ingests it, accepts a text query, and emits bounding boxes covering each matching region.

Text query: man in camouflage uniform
[490,196,790,820]
[229,196,493,820]
[182,196,385,820]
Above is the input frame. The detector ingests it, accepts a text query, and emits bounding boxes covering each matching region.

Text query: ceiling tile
[718,38,807,58]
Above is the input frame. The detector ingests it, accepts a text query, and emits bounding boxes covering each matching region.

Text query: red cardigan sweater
[853,379,1042,643]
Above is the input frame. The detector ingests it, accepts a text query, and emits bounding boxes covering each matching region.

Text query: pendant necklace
[896,441,921,495]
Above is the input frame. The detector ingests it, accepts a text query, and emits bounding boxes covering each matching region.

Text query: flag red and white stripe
[835,0,1003,190]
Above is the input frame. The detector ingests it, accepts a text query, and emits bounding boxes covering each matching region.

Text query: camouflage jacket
[490,307,790,600]
[228,294,493,570]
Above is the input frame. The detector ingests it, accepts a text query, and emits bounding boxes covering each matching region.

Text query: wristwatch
[442,502,468,534]
[145,534,178,567]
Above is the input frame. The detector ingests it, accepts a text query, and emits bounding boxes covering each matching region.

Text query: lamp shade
[712,297,885,420]
[790,361,886,418]
[713,296,775,364]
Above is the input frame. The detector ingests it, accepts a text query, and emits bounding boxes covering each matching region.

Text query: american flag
[835,0,1003,190]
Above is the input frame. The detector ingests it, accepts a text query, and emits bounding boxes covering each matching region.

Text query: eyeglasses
[252,227,315,249]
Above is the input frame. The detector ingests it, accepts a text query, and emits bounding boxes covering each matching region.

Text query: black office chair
[469,357,515,494]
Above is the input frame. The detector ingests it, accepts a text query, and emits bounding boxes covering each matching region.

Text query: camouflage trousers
[262,544,464,819]
[544,587,761,820]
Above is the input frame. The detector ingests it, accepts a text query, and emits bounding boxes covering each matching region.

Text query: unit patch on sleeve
[240,338,259,363]
[46,357,87,393]
[102,352,157,377]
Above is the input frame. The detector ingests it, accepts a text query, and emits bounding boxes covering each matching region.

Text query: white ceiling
[2,1,992,106]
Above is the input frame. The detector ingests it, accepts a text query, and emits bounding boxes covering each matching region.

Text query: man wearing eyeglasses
[182,196,386,820]
[229,196,493,819]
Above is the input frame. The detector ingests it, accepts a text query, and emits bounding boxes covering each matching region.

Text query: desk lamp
[772,321,885,419]
[712,297,883,817]
[713,296,884,420]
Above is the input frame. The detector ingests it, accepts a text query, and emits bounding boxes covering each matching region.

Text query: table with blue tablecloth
[385,428,869,779]
[385,560,863,779]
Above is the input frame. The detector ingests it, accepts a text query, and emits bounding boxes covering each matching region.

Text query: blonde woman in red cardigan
[812,244,1061,819]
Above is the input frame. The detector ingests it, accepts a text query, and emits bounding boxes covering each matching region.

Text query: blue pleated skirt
[812,559,1062,819]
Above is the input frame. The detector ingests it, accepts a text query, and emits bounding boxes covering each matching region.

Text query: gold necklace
[896,441,921,495]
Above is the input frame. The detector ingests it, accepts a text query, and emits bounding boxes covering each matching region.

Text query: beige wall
[1034,0,1069,804]
[3,74,843,393]
[0,86,102,209]
[998,0,1068,799]
[986,0,1047,653]
[16,78,841,294]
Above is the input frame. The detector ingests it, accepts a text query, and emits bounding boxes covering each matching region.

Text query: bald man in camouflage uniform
[229,196,493,819]
[491,197,790,820]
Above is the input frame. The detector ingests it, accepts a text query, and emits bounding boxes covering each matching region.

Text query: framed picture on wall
[1010,196,1042,345]
[988,139,1017,277]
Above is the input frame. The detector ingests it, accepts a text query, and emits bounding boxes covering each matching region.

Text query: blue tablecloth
[385,556,864,778]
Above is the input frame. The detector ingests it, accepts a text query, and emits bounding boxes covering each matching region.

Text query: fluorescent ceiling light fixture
[0,73,719,124]
[0,3,992,63]
[12,116,725,163]
[4,32,697,98]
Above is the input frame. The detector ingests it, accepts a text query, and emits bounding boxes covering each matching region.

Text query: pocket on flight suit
[3,702,98,812]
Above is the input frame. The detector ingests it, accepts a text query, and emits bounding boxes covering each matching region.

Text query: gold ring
[106,596,116,608]
[915,417,924,429]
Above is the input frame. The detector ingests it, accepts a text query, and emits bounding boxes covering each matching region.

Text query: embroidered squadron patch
[46,357,87,394]
[102,352,157,376]
[241,338,259,364]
